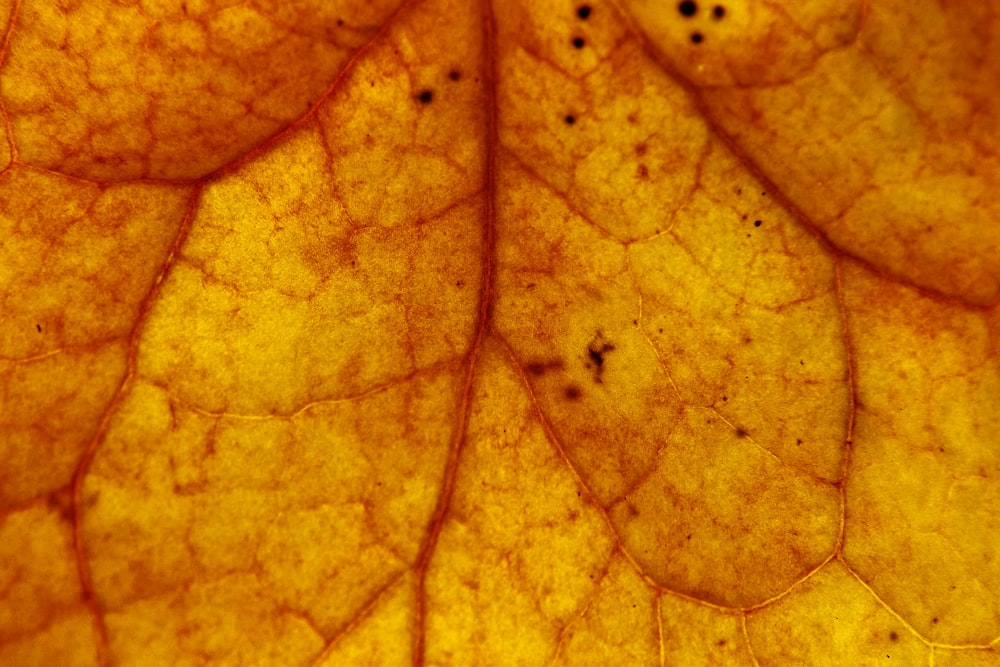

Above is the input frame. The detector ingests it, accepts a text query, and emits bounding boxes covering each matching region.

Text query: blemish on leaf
[585,333,616,383]
[678,1,698,17]
[713,5,726,19]
[448,69,461,81]
[572,36,586,49]
[691,32,704,44]
[754,219,762,227]
[35,323,42,333]
[932,617,939,624]
[417,89,434,104]
[564,384,582,400]
[527,359,565,376]
[564,114,576,125]
[576,5,591,19]
[889,631,898,642]
[637,164,649,179]
[735,427,748,438]
[717,639,727,647]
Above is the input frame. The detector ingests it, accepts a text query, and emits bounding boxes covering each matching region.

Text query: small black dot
[576,5,591,19]
[712,5,725,19]
[417,89,433,104]
[691,32,703,43]
[572,36,585,48]
[35,323,42,332]
[754,219,762,227]
[565,114,576,125]
[448,70,461,81]
[678,1,698,17]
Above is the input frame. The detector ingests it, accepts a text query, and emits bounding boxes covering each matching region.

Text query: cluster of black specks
[563,5,594,127]
[415,68,465,107]
[585,332,616,383]
[677,2,727,45]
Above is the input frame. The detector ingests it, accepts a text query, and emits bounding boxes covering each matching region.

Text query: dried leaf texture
[1,0,998,665]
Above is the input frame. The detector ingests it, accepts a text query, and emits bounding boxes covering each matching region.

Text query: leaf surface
[1,0,998,665]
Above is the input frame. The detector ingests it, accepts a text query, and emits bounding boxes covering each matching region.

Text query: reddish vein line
[0,0,23,170]
[70,187,202,667]
[411,0,498,664]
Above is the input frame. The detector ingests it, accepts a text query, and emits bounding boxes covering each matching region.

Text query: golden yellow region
[1,0,998,665]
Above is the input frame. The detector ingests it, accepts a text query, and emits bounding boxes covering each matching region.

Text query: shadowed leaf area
[1,0,999,664]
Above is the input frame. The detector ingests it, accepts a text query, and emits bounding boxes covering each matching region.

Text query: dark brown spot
[754,219,762,227]
[712,5,725,19]
[565,114,576,125]
[564,385,582,400]
[576,5,591,19]
[572,36,585,49]
[448,69,461,81]
[526,362,547,376]
[889,631,898,642]
[635,143,648,156]
[417,89,433,104]
[678,1,697,17]
[932,617,938,624]
[585,334,616,383]
[35,323,42,332]
[637,164,649,179]
[735,428,748,438]
[691,32,704,44]
[716,639,727,647]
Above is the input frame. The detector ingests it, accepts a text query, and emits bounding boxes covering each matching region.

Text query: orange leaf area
[1,0,998,664]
